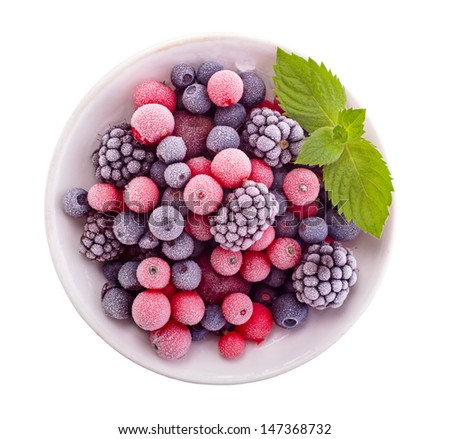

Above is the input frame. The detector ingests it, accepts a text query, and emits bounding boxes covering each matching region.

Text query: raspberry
[210,147,251,189]
[207,70,244,107]
[236,303,273,344]
[186,156,212,177]
[124,176,159,213]
[170,291,205,325]
[133,79,176,112]
[131,103,175,146]
[210,246,243,276]
[136,257,171,289]
[248,225,275,251]
[222,293,253,325]
[183,174,223,215]
[185,211,213,241]
[240,251,271,282]
[267,237,302,270]
[131,291,171,331]
[249,158,274,188]
[218,331,246,359]
[283,168,320,206]
[87,183,122,212]
[239,71,266,108]
[63,187,90,217]
[149,320,192,360]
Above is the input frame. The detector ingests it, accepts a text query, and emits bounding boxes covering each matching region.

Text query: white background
[2,1,449,438]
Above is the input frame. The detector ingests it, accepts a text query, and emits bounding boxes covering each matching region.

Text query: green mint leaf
[295,126,345,165]
[332,125,348,144]
[323,138,393,238]
[273,48,347,133]
[338,108,366,140]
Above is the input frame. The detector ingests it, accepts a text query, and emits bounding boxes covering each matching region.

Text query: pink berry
[131,103,175,146]
[170,291,205,325]
[240,251,271,282]
[149,320,192,360]
[289,200,320,219]
[185,211,213,241]
[136,257,171,289]
[248,225,275,251]
[124,176,159,213]
[87,183,121,212]
[133,79,177,112]
[267,237,302,270]
[222,292,253,325]
[210,247,243,276]
[210,149,251,189]
[283,168,320,206]
[183,174,223,215]
[249,159,274,188]
[146,281,177,300]
[236,303,273,344]
[186,156,212,177]
[218,331,246,359]
[132,291,171,331]
[208,70,244,107]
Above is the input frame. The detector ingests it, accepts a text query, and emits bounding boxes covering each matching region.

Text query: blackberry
[242,108,305,168]
[80,211,125,262]
[92,123,155,188]
[292,242,358,310]
[210,180,279,251]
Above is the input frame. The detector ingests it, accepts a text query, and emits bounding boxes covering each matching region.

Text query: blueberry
[206,125,240,154]
[63,187,90,217]
[171,259,202,290]
[189,323,209,341]
[162,232,194,261]
[118,261,142,291]
[214,103,247,130]
[239,71,266,108]
[201,304,226,331]
[113,210,147,245]
[103,261,123,283]
[164,162,191,189]
[171,63,196,89]
[138,230,159,250]
[271,293,308,329]
[182,83,212,114]
[160,187,188,217]
[325,209,361,241]
[298,216,328,244]
[272,168,288,191]
[271,190,288,216]
[101,286,134,319]
[148,205,185,241]
[156,136,187,164]
[150,160,168,188]
[190,238,207,258]
[197,60,224,85]
[251,284,279,307]
[263,266,287,288]
[274,210,299,238]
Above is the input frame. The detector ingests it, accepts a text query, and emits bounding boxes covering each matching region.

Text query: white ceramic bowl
[45,35,393,384]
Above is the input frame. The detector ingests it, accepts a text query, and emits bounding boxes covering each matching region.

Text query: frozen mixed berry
[150,320,192,360]
[182,83,212,114]
[136,257,171,290]
[272,168,288,191]
[272,293,308,329]
[207,70,244,107]
[133,79,177,112]
[248,225,275,251]
[113,210,147,245]
[103,260,123,283]
[132,291,171,331]
[63,187,90,217]
[210,246,243,276]
[138,229,159,250]
[148,205,185,241]
[131,103,175,146]
[201,304,226,331]
[117,260,142,291]
[240,251,271,282]
[274,211,300,239]
[191,238,207,258]
[263,266,288,288]
[214,103,247,129]
[206,125,240,154]
[298,216,328,244]
[283,168,320,206]
[251,284,279,307]
[210,148,252,189]
[171,259,202,291]
[272,190,288,216]
[160,187,188,217]
[249,158,274,188]
[239,71,266,108]
[289,201,320,219]
[325,209,361,241]
[156,136,187,164]
[186,156,212,177]
[267,237,302,270]
[124,176,159,213]
[185,211,213,241]
[149,160,168,188]
[101,286,134,320]
[171,63,196,89]
[162,231,194,261]
[164,162,191,189]
[222,292,253,325]
[183,174,223,215]
[189,323,209,342]
[236,303,273,344]
[197,60,224,85]
[146,281,177,300]
[87,183,122,212]
[218,331,246,359]
[171,291,205,325]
